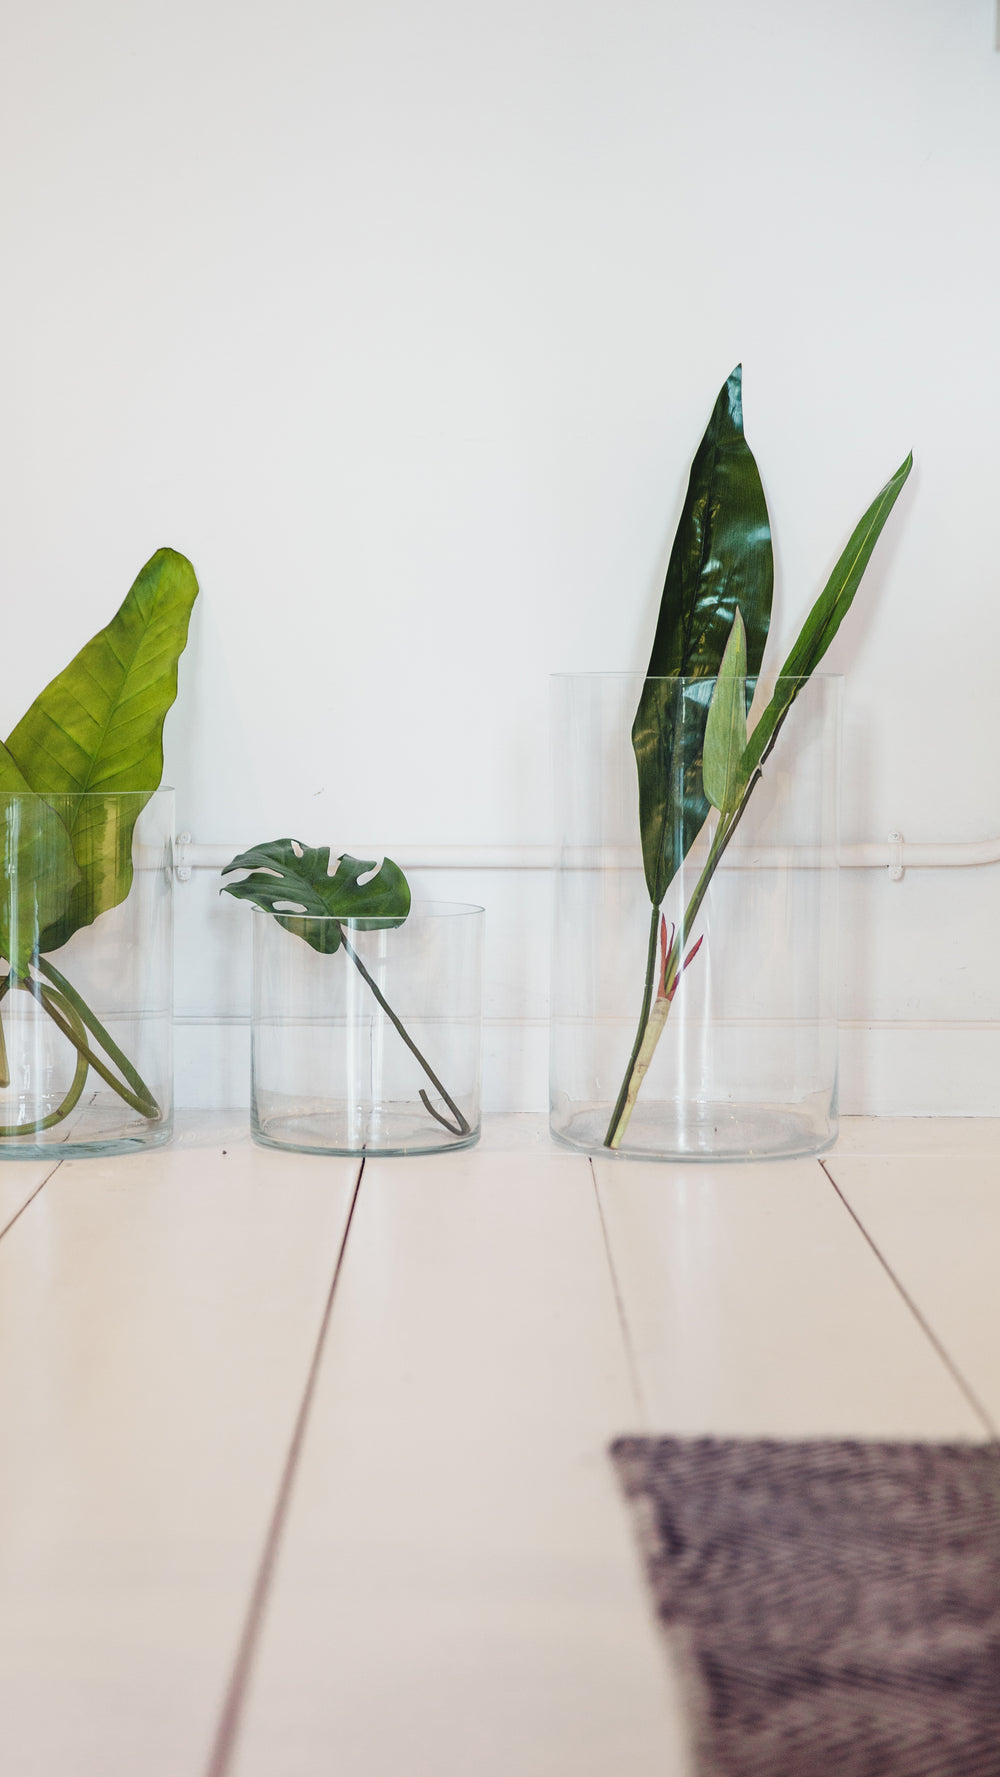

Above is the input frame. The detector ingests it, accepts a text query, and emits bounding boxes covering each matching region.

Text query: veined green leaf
[6,548,199,952]
[221,841,411,956]
[633,366,772,904]
[0,744,79,973]
[741,452,912,784]
[703,609,748,813]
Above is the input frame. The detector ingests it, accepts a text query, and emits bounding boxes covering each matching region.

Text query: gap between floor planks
[820,1156,998,1440]
[586,1137,987,1442]
[590,1156,648,1427]
[204,1156,365,1777]
[0,1155,65,1244]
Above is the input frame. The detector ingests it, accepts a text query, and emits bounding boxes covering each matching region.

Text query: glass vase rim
[0,784,175,796]
[549,671,844,684]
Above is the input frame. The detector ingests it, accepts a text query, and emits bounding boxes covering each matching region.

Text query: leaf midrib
[680,434,723,675]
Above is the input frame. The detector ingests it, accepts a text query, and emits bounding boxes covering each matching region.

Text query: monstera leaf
[221,837,471,1137]
[221,841,411,955]
[7,547,199,953]
[632,366,772,906]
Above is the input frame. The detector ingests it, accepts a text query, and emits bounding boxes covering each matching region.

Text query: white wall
[1,0,998,1112]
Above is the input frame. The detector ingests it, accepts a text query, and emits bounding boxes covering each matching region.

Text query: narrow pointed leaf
[741,452,912,784]
[6,548,199,951]
[633,367,772,904]
[221,841,411,956]
[0,744,79,973]
[703,609,748,813]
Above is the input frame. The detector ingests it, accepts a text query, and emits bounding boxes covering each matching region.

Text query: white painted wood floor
[0,1112,995,1776]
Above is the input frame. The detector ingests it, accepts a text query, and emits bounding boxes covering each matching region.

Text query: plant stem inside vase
[604,780,762,1150]
[0,955,160,1136]
[337,927,470,1138]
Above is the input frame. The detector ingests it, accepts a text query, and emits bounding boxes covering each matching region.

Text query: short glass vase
[549,674,841,1162]
[250,901,484,1156]
[0,788,174,1158]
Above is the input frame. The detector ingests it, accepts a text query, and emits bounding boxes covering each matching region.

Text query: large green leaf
[6,548,199,952]
[0,744,79,973]
[221,841,411,956]
[740,452,912,784]
[703,609,748,814]
[632,366,772,904]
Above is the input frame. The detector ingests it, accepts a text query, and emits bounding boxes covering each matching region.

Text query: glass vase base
[551,1098,837,1163]
[252,1099,481,1158]
[0,1095,172,1160]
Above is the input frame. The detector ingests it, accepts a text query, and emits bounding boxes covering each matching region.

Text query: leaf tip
[723,364,744,432]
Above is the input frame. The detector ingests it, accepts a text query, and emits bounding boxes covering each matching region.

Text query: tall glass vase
[0,789,174,1157]
[550,675,841,1161]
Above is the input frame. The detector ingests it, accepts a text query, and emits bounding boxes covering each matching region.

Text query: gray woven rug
[610,1437,1000,1777]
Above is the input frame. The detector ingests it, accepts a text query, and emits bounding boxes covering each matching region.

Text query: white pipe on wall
[174,835,1000,880]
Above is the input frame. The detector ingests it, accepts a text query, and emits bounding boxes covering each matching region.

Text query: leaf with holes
[220,837,472,1137]
[220,840,411,954]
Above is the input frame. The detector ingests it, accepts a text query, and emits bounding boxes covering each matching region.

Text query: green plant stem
[34,955,160,1118]
[0,980,91,1135]
[337,927,471,1138]
[604,764,766,1151]
[603,905,661,1151]
[0,953,159,1135]
[29,982,159,1120]
[0,974,10,1088]
[604,819,728,1151]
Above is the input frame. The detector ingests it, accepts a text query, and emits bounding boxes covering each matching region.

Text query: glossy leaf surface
[703,609,748,813]
[6,548,199,953]
[633,367,772,903]
[741,452,912,784]
[221,841,411,955]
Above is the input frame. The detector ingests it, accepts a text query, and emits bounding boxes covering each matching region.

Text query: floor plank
[229,1130,688,1777]
[834,1116,1000,1157]
[2,1114,992,1776]
[824,1152,1000,1436]
[593,1154,985,1439]
[0,1112,358,1777]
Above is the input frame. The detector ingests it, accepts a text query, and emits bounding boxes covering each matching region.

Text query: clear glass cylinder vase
[0,788,174,1157]
[550,675,841,1161]
[250,901,483,1156]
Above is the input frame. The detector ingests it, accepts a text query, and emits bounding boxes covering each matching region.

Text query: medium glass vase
[549,675,841,1161]
[0,788,174,1157]
[250,901,483,1156]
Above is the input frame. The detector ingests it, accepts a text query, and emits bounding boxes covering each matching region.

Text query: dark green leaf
[0,745,79,973]
[741,452,912,783]
[633,366,772,903]
[6,548,199,952]
[221,840,411,955]
[703,609,748,813]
